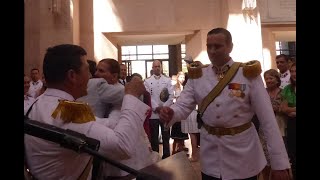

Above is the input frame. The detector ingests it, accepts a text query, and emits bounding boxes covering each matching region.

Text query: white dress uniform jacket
[24,94,35,115]
[24,88,150,180]
[101,107,160,178]
[106,83,125,119]
[144,75,174,119]
[168,59,290,180]
[28,80,43,98]
[77,78,124,118]
[280,69,291,89]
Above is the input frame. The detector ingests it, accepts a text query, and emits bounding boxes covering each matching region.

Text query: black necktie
[122,79,125,85]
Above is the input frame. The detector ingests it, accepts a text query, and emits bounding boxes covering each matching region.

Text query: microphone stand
[24,117,160,180]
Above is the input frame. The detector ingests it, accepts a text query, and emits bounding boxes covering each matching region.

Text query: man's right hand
[125,76,146,98]
[159,106,174,124]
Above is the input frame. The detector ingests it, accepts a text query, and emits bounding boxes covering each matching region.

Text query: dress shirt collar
[31,79,41,85]
[43,88,75,101]
[211,59,234,80]
[154,74,161,80]
[280,70,290,78]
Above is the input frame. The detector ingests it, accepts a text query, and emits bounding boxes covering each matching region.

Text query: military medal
[218,73,224,81]
[239,84,246,98]
[213,65,230,81]
[228,83,246,98]
[234,90,242,97]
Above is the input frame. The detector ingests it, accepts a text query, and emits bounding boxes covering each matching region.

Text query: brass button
[216,116,220,119]
[216,104,220,107]
[234,115,238,118]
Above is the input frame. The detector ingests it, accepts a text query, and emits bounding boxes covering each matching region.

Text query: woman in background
[170,71,189,155]
[260,69,287,180]
[280,63,296,180]
[180,72,200,162]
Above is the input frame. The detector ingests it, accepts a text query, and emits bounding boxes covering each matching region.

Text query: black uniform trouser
[149,119,170,159]
[201,172,257,180]
[287,117,296,180]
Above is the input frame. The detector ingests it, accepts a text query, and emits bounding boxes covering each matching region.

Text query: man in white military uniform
[28,68,43,98]
[275,54,291,89]
[160,28,290,180]
[24,44,150,180]
[144,60,174,159]
[24,75,35,115]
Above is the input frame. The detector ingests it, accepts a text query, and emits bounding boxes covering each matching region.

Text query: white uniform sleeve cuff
[270,154,291,170]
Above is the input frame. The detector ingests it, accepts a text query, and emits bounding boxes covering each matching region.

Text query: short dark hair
[126,73,143,83]
[207,28,232,45]
[275,54,289,62]
[130,73,143,81]
[43,44,87,84]
[99,58,120,77]
[87,60,97,78]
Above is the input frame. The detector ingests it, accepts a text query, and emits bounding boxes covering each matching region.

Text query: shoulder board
[240,60,262,79]
[187,61,204,79]
[51,100,95,123]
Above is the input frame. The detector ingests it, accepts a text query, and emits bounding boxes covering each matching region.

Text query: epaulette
[51,100,95,123]
[240,60,262,79]
[187,61,209,79]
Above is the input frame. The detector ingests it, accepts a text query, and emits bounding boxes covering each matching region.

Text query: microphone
[24,116,100,152]
[24,116,161,180]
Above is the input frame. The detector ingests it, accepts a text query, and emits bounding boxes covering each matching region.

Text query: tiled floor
[159,138,265,180]
[159,138,201,180]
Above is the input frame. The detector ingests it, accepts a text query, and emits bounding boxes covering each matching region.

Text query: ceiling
[273,31,296,41]
[104,31,196,46]
[104,30,296,46]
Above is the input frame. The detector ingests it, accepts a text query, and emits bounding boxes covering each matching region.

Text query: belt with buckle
[203,121,252,137]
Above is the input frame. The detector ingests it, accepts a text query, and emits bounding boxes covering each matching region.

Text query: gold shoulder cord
[241,60,262,79]
[187,61,209,79]
[51,100,95,123]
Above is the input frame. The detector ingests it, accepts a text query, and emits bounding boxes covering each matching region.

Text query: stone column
[24,0,74,74]
[79,0,94,60]
[185,30,211,65]
[222,0,264,66]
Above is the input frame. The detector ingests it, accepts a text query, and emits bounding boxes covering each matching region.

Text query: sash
[197,62,241,128]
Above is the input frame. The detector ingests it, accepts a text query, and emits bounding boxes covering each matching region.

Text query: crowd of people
[24,27,295,180]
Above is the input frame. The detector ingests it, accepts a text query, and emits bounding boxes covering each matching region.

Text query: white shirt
[279,70,291,89]
[144,75,174,119]
[102,109,160,177]
[168,59,290,180]
[24,88,150,180]
[105,83,125,118]
[77,78,124,118]
[118,78,126,86]
[24,94,35,115]
[28,80,43,98]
